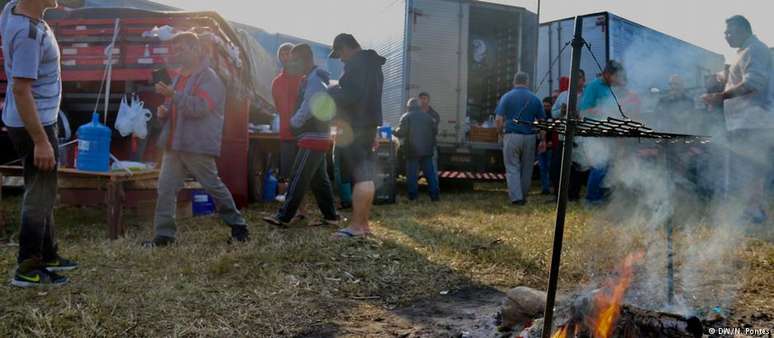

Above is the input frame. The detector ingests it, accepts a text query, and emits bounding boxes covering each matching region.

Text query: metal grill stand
[537,15,586,338]
[528,16,710,338]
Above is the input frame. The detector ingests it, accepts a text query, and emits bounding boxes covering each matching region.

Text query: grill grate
[515,117,711,144]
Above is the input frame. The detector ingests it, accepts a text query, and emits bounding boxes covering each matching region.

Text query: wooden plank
[249,133,280,141]
[105,181,126,239]
[0,166,159,183]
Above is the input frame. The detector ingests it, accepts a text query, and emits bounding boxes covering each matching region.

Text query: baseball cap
[329,33,360,59]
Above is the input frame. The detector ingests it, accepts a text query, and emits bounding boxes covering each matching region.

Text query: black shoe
[230,225,250,243]
[142,236,175,248]
[11,268,68,288]
[512,200,526,206]
[44,256,79,272]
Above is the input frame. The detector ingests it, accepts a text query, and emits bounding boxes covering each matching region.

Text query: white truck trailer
[359,0,538,177]
[536,12,724,100]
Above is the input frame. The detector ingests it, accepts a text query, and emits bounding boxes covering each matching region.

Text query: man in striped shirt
[2,0,78,287]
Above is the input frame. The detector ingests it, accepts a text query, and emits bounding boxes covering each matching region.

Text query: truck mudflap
[438,171,505,181]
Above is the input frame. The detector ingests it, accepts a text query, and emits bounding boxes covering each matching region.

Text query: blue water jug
[191,189,215,216]
[262,170,278,202]
[76,112,112,172]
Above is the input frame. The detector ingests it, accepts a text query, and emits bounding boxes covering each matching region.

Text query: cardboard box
[469,127,500,143]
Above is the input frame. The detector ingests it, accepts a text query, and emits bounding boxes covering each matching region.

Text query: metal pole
[540,15,585,338]
[534,0,541,86]
[664,144,675,305]
[666,217,675,304]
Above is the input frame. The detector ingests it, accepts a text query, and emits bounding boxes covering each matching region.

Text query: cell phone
[152,67,172,86]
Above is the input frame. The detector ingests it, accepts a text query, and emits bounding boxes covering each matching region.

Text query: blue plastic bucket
[191,189,215,216]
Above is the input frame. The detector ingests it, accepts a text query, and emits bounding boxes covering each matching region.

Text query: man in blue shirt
[1,0,78,288]
[495,72,545,205]
[579,60,626,204]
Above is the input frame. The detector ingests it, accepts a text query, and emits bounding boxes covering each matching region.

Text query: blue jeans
[586,165,609,203]
[538,150,552,193]
[407,156,439,200]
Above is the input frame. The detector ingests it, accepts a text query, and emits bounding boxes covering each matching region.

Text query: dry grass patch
[0,183,771,337]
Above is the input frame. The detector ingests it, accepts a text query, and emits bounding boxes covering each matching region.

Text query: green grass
[0,183,771,337]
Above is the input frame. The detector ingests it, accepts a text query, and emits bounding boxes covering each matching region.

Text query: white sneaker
[275,194,286,202]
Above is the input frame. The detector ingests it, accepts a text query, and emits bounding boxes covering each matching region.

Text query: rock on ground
[501,286,547,328]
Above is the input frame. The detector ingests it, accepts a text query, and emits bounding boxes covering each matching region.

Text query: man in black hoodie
[327,33,386,238]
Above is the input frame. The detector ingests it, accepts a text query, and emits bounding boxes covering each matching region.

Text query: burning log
[519,253,721,338]
[612,305,704,338]
[523,305,709,338]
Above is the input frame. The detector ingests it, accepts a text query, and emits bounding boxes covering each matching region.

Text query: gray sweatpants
[503,133,537,202]
[154,150,246,238]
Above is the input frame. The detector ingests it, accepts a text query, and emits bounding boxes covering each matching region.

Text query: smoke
[569,29,774,318]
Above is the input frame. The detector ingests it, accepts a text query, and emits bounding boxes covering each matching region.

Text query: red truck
[0,7,265,207]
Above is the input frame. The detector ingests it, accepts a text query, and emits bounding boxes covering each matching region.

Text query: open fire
[550,252,643,338]
[536,248,713,338]
[539,251,708,338]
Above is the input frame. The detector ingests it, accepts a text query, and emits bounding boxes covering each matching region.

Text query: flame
[550,325,568,338]
[590,252,644,338]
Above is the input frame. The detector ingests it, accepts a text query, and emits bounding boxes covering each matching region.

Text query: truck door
[407,0,469,144]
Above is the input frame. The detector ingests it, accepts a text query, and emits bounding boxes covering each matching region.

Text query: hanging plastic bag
[115,95,134,137]
[129,95,151,139]
[141,25,176,41]
[132,104,152,139]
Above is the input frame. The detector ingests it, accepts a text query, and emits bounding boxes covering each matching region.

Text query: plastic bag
[141,25,176,41]
[129,95,151,139]
[111,161,148,172]
[114,95,152,139]
[133,104,152,139]
[115,95,134,137]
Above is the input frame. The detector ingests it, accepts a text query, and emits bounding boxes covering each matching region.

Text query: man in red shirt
[271,43,303,201]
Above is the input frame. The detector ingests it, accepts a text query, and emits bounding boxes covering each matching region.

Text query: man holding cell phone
[144,32,250,247]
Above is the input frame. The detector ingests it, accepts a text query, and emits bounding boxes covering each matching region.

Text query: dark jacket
[426,106,440,128]
[395,106,437,158]
[158,61,225,157]
[426,106,440,146]
[328,49,386,129]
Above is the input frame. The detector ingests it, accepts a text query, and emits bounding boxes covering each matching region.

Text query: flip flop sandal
[331,229,370,239]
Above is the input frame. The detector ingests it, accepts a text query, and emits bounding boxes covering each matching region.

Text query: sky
[154,0,774,62]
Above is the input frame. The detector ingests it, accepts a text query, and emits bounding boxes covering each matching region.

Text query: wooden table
[0,166,161,239]
[248,133,281,203]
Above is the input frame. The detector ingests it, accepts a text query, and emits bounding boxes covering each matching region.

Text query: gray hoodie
[158,61,226,157]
